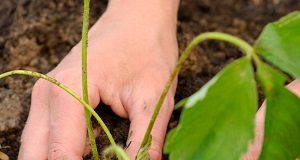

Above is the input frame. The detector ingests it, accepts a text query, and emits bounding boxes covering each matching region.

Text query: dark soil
[0,0,299,159]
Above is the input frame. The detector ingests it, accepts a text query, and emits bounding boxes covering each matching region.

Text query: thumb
[125,92,175,160]
[242,80,300,160]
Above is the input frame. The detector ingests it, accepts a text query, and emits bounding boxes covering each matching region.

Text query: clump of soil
[0,88,22,132]
[0,0,299,159]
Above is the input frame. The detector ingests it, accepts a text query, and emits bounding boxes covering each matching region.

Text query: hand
[242,80,300,160]
[18,1,179,159]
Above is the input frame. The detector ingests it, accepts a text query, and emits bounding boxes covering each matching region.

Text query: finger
[242,80,300,160]
[125,90,175,160]
[18,80,50,160]
[83,127,101,156]
[287,80,300,95]
[47,73,100,159]
[242,104,265,160]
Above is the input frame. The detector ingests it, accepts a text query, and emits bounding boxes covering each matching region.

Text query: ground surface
[0,0,299,159]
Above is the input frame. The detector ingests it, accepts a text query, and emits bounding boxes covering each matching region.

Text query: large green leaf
[164,57,257,160]
[255,11,300,79]
[257,63,300,160]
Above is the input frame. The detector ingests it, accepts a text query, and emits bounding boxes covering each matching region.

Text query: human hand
[242,80,300,160]
[18,1,179,159]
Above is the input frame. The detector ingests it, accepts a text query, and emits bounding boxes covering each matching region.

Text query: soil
[0,0,299,159]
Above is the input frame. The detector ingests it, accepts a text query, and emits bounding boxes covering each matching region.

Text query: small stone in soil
[0,151,9,160]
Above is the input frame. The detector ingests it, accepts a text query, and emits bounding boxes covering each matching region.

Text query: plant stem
[139,32,257,152]
[0,70,116,146]
[81,0,99,159]
[104,145,130,160]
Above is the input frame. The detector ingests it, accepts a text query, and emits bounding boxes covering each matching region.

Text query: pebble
[0,151,9,160]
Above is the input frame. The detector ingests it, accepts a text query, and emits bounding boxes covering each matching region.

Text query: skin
[19,0,179,159]
[242,80,300,160]
[17,0,300,159]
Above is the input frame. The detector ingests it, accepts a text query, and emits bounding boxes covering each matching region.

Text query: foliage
[255,11,300,79]
[257,63,300,160]
[165,57,257,160]
[164,11,300,160]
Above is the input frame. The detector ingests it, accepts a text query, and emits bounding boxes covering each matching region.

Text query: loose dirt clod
[0,88,22,132]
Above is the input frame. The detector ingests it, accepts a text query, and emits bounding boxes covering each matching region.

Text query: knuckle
[52,70,78,84]
[148,135,163,160]
[129,82,175,116]
[165,97,175,111]
[32,79,47,97]
[147,87,174,111]
[126,140,162,160]
[49,70,80,95]
[148,150,162,160]
[85,85,100,107]
[147,88,162,101]
[148,147,162,160]
[48,142,68,160]
[70,44,81,54]
[48,142,83,160]
[48,70,99,107]
[288,80,300,96]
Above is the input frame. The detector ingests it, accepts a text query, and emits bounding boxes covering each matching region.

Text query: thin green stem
[104,145,130,160]
[81,0,99,159]
[139,32,258,152]
[82,0,90,105]
[0,70,116,146]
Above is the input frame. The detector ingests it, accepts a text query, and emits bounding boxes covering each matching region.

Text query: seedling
[0,0,299,159]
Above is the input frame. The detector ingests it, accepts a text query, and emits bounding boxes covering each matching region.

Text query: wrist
[87,0,179,64]
[102,0,179,33]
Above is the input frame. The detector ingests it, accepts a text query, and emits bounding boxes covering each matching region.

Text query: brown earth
[0,0,299,159]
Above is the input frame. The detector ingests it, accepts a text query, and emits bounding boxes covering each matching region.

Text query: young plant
[0,0,299,159]
[153,12,300,160]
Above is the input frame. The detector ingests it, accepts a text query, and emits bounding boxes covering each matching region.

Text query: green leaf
[257,63,300,160]
[164,57,257,160]
[255,11,300,79]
